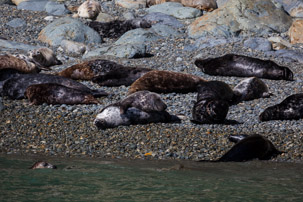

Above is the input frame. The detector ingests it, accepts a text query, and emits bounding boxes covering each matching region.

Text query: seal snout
[259,109,270,122]
[284,68,294,81]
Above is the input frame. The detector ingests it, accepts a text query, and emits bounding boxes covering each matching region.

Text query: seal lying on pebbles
[2,73,108,99]
[147,0,217,11]
[58,59,152,86]
[194,54,294,81]
[88,18,152,39]
[259,93,303,121]
[73,0,101,19]
[29,161,57,169]
[0,69,25,95]
[128,70,207,94]
[0,54,38,73]
[233,77,271,102]
[218,134,282,162]
[28,47,62,68]
[25,83,100,105]
[192,81,233,124]
[94,91,179,129]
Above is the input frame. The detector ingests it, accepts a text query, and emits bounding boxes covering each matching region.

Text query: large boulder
[275,0,303,17]
[188,0,292,38]
[116,0,147,9]
[38,17,101,47]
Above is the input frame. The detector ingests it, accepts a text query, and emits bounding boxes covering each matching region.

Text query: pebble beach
[1,0,303,162]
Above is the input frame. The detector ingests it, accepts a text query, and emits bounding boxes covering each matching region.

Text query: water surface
[1,155,303,201]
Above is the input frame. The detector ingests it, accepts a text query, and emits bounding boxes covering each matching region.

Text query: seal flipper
[90,89,109,98]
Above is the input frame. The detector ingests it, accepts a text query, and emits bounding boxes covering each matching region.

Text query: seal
[28,47,62,68]
[233,77,272,102]
[194,54,294,81]
[118,90,167,113]
[73,0,101,19]
[94,91,179,129]
[191,81,234,124]
[218,134,282,162]
[259,93,303,121]
[0,68,25,95]
[29,161,57,169]
[147,0,217,11]
[0,54,38,73]
[128,70,207,94]
[88,18,151,39]
[58,59,152,86]
[2,73,108,99]
[25,83,100,105]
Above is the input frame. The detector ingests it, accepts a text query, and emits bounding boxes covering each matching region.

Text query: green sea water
[1,155,303,201]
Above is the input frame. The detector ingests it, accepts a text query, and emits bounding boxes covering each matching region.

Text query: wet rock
[188,0,292,38]
[38,17,101,47]
[275,0,303,17]
[147,2,202,19]
[143,12,184,28]
[289,20,303,45]
[244,37,272,52]
[116,0,147,9]
[115,28,162,45]
[6,18,26,28]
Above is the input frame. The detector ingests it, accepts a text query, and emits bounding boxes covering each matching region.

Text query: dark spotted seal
[25,83,100,105]
[128,70,207,94]
[30,161,57,169]
[218,134,282,162]
[118,90,167,113]
[194,54,294,80]
[2,73,108,99]
[233,77,271,102]
[94,91,179,129]
[259,93,303,121]
[88,18,151,39]
[0,69,25,96]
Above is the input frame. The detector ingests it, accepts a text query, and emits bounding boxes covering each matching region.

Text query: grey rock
[83,47,109,59]
[266,49,303,63]
[275,0,303,17]
[115,28,161,45]
[123,12,135,20]
[146,2,202,19]
[17,0,48,12]
[0,0,12,5]
[60,40,87,55]
[143,12,184,29]
[244,37,272,52]
[0,39,39,51]
[38,17,101,47]
[6,18,26,28]
[96,12,115,23]
[188,0,292,38]
[44,1,70,16]
[185,37,241,51]
[151,24,182,38]
[216,0,229,7]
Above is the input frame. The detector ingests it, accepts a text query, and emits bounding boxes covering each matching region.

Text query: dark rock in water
[259,94,303,121]
[218,134,282,162]
[88,18,152,39]
[2,73,108,99]
[6,18,26,28]
[195,54,294,81]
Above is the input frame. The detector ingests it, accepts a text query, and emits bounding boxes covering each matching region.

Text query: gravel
[0,1,303,162]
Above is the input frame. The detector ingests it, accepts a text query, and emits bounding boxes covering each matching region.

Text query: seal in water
[118,90,167,113]
[233,77,272,102]
[259,93,303,121]
[2,73,108,99]
[29,161,57,169]
[128,70,207,94]
[25,83,100,105]
[88,18,151,39]
[191,81,234,124]
[194,54,294,81]
[94,91,179,129]
[218,134,282,162]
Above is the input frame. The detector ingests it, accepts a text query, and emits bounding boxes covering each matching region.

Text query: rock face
[276,0,303,17]
[188,0,292,38]
[289,20,303,45]
[147,2,202,19]
[38,17,101,47]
